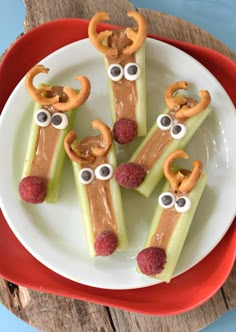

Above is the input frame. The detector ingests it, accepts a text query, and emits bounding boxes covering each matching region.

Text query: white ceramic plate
[0,38,235,290]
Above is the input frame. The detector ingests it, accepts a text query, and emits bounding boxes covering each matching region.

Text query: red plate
[0,18,235,315]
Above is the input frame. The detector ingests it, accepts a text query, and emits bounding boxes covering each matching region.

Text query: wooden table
[0,1,235,331]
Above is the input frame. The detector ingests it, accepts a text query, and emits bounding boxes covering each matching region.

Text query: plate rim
[1,34,236,290]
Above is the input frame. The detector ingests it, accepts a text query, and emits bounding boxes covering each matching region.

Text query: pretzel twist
[88,11,147,56]
[163,150,202,193]
[64,120,113,164]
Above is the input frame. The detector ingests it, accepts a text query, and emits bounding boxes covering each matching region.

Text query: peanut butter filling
[134,125,173,171]
[28,87,67,181]
[150,182,190,249]
[106,31,137,121]
[150,206,181,249]
[133,98,198,172]
[78,136,117,237]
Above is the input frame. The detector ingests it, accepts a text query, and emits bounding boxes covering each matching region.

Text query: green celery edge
[137,172,207,282]
[130,106,212,197]
[71,144,128,257]
[103,40,147,136]
[21,89,79,203]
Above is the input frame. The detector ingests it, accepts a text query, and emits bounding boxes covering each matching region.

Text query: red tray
[0,18,235,315]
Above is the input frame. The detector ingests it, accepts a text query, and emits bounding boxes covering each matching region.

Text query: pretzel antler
[64,120,113,165]
[163,150,202,193]
[164,81,211,119]
[88,11,147,57]
[64,131,96,164]
[53,76,91,112]
[163,150,188,192]
[164,81,189,111]
[123,11,148,55]
[90,120,112,157]
[26,65,91,112]
[88,12,118,57]
[25,65,59,105]
[179,160,202,193]
[175,90,211,119]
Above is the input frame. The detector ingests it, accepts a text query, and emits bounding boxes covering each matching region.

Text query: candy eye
[124,63,141,81]
[34,109,51,127]
[108,64,124,81]
[95,164,113,180]
[79,168,95,184]
[171,124,187,139]
[158,192,175,209]
[156,114,173,130]
[51,112,68,130]
[175,196,191,213]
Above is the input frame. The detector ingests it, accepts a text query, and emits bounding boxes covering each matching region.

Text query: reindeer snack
[115,81,211,197]
[136,149,207,282]
[64,120,128,257]
[18,65,91,204]
[88,12,147,144]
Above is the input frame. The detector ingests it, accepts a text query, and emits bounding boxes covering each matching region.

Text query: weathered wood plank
[23,0,236,62]
[0,279,113,332]
[24,0,135,31]
[109,290,228,332]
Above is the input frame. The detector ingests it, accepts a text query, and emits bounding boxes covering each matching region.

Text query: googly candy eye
[158,192,175,209]
[175,196,191,213]
[156,114,173,130]
[79,168,95,184]
[34,109,52,127]
[124,63,141,81]
[171,123,187,139]
[107,64,124,82]
[51,112,68,130]
[95,163,113,180]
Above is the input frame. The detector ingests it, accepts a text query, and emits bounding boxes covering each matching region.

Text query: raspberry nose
[112,118,137,144]
[115,162,146,189]
[18,176,47,204]
[94,230,118,256]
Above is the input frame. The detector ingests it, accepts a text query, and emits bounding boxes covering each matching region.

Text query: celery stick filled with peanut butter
[88,11,147,144]
[18,64,91,204]
[115,81,211,197]
[136,149,207,282]
[64,120,127,257]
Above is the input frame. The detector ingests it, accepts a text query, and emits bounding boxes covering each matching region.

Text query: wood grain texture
[0,0,235,331]
[24,0,135,31]
[23,0,236,62]
[0,278,230,332]
[0,279,113,332]
[109,290,227,332]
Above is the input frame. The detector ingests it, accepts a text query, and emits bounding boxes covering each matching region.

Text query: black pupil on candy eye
[52,115,62,126]
[161,195,173,206]
[37,112,48,122]
[176,198,186,207]
[127,65,138,75]
[99,166,110,177]
[81,170,92,181]
[172,124,182,134]
[111,66,121,77]
[161,116,171,127]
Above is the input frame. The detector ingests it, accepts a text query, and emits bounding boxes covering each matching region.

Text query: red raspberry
[94,230,118,256]
[18,176,47,204]
[113,118,137,144]
[115,162,146,189]
[137,247,166,276]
